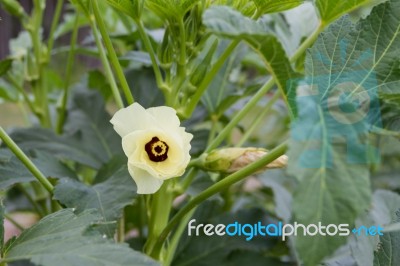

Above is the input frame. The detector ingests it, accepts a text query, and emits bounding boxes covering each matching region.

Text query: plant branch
[135,19,164,89]
[290,23,324,64]
[236,91,281,147]
[47,0,64,54]
[91,0,134,105]
[183,39,240,117]
[56,13,80,134]
[87,9,124,109]
[29,0,51,127]
[207,78,275,152]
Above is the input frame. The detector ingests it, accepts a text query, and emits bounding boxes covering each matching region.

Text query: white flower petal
[110,103,157,138]
[147,106,180,131]
[121,131,144,157]
[128,164,163,194]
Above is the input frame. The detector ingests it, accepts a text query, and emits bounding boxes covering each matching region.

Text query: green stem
[56,13,80,134]
[179,168,198,192]
[150,141,288,257]
[138,196,147,237]
[135,19,164,89]
[91,0,134,105]
[164,209,196,266]
[0,127,54,193]
[176,18,187,79]
[181,10,263,118]
[236,91,281,147]
[29,0,51,128]
[207,78,275,152]
[117,212,125,243]
[88,10,124,109]
[183,40,240,117]
[47,0,64,55]
[145,181,173,259]
[207,116,218,146]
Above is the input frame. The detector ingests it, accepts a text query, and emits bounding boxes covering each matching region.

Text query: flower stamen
[145,136,169,162]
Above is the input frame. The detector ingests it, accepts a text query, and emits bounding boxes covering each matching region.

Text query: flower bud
[158,28,174,69]
[188,39,218,87]
[0,0,26,19]
[200,147,288,173]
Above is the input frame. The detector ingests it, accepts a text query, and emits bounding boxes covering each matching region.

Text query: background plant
[0,0,399,265]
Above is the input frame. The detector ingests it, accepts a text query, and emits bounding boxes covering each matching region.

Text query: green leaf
[203,6,270,38]
[349,190,400,266]
[203,6,298,116]
[54,162,136,231]
[385,223,400,233]
[125,68,165,108]
[307,1,400,101]
[289,142,371,265]
[64,88,122,159]
[212,0,257,17]
[373,209,400,266]
[371,190,400,225]
[252,0,304,14]
[120,51,153,67]
[0,79,18,102]
[289,1,400,262]
[53,13,89,40]
[223,250,290,266]
[88,70,113,101]
[2,209,159,266]
[200,40,244,114]
[0,58,13,77]
[259,173,292,223]
[106,0,143,19]
[69,0,90,15]
[0,150,77,190]
[314,0,372,25]
[349,0,389,22]
[11,88,123,169]
[10,128,105,169]
[146,0,199,20]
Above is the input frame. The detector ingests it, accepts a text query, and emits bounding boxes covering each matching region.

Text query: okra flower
[110,103,193,194]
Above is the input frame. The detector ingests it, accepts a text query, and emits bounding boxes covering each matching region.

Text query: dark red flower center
[145,137,169,162]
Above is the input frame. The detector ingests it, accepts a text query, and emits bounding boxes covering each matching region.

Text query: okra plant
[0,0,399,265]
